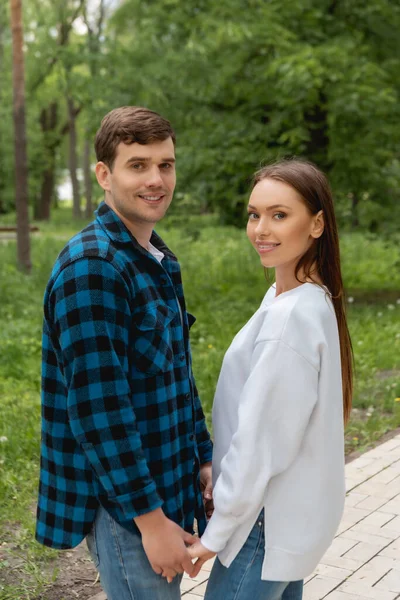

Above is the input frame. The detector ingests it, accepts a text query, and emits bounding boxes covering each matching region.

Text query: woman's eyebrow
[247,203,292,210]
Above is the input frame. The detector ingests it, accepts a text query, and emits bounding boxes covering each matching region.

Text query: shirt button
[185,393,191,404]
[189,434,195,441]
[180,354,185,362]
[160,275,168,285]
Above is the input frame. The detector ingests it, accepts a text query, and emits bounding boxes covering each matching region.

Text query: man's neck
[105,200,153,249]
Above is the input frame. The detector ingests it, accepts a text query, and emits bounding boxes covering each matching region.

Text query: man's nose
[146,166,163,188]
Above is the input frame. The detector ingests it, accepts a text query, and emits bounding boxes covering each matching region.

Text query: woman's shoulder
[258,284,337,363]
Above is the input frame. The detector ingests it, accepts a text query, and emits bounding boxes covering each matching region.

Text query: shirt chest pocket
[133,301,177,375]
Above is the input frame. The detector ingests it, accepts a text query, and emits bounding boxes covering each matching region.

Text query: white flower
[387,304,395,310]
[347,296,354,303]
[357,340,363,345]
[377,312,383,317]
[0,436,8,443]
[397,299,400,305]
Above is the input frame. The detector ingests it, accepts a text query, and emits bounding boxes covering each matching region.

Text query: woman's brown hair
[253,158,353,424]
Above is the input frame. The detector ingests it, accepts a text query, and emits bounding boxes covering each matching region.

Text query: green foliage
[109,0,400,228]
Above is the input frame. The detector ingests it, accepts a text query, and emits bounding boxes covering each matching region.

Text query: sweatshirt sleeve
[49,257,163,520]
[201,338,319,553]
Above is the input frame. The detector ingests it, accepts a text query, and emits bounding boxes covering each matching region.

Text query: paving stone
[370,468,400,485]
[314,563,353,580]
[361,511,396,528]
[342,507,372,524]
[345,493,369,507]
[342,522,399,544]
[356,497,389,512]
[320,554,364,572]
[324,592,371,600]
[188,581,207,596]
[337,582,397,600]
[346,556,399,587]
[378,538,400,559]
[324,537,359,557]
[343,541,385,563]
[302,576,339,600]
[375,569,400,593]
[378,495,400,515]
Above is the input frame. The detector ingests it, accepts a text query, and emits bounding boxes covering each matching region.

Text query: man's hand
[188,539,216,577]
[135,508,197,582]
[200,461,214,519]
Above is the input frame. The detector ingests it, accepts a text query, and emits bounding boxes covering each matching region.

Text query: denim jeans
[204,512,303,600]
[86,506,183,600]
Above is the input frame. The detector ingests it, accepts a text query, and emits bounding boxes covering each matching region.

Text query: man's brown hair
[94,106,176,170]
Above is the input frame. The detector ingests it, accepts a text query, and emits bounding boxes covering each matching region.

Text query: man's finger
[183,531,198,545]
[161,567,177,581]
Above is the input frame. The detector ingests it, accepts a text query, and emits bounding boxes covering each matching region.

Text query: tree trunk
[67,95,81,218]
[83,136,93,218]
[36,167,55,220]
[10,0,31,272]
[36,103,58,220]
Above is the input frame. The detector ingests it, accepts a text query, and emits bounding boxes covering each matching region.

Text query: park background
[1,0,400,598]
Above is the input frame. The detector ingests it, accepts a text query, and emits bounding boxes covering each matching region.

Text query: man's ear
[311,210,324,239]
[95,162,111,192]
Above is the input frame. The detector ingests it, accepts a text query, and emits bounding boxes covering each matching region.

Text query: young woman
[188,159,353,600]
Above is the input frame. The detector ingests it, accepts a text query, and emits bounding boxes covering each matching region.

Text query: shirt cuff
[200,508,238,554]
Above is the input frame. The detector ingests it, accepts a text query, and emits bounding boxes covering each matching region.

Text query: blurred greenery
[2,0,400,229]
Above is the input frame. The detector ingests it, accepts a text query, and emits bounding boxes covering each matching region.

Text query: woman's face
[246,178,323,271]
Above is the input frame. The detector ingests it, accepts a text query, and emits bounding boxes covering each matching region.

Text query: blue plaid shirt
[36,202,213,550]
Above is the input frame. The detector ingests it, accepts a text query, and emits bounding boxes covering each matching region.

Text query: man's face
[96,138,176,228]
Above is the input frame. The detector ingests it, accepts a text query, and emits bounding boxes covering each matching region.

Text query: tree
[10,0,31,272]
[110,0,400,229]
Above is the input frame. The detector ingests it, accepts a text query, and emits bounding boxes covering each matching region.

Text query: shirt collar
[95,201,176,260]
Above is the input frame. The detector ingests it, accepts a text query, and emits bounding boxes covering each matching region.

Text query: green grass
[0,209,399,597]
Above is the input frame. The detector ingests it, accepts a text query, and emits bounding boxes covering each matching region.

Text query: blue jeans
[86,506,182,600]
[204,512,303,600]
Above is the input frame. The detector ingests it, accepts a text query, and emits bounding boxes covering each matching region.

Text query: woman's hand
[188,539,217,577]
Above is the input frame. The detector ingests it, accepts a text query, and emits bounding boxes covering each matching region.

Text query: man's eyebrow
[247,203,292,210]
[125,156,176,164]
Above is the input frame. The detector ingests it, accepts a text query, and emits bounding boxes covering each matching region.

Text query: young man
[36,106,213,600]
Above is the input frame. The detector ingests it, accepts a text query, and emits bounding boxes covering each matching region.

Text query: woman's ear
[311,210,324,239]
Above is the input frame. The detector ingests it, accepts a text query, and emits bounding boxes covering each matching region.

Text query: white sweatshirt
[201,282,345,581]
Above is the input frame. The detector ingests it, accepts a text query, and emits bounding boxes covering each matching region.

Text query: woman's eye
[247,212,258,220]
[273,212,286,220]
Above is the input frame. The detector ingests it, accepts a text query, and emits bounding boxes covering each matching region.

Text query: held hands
[188,538,217,578]
[135,509,197,584]
[200,461,214,519]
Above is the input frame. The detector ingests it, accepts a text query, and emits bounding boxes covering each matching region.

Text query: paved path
[89,434,400,600]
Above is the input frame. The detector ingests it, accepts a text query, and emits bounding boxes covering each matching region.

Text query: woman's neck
[274,262,322,297]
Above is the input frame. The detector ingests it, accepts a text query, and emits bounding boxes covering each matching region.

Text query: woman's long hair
[253,158,353,424]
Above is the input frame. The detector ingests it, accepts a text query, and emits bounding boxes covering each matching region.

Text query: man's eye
[131,163,144,170]
[160,163,173,170]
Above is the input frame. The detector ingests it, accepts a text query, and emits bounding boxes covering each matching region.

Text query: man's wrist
[134,507,167,535]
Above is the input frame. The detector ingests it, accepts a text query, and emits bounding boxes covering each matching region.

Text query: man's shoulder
[49,219,122,285]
